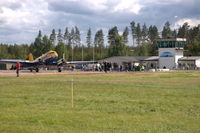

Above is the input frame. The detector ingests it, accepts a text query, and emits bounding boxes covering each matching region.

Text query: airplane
[0,50,97,72]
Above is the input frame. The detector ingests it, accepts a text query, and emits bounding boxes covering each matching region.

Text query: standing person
[141,65,145,72]
[103,61,108,73]
[16,62,21,77]
[120,65,123,71]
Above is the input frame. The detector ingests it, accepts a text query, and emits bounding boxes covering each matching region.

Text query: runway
[0,70,103,76]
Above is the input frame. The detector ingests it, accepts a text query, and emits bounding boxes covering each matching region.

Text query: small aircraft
[0,50,97,72]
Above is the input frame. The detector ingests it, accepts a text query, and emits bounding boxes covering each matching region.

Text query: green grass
[0,71,200,133]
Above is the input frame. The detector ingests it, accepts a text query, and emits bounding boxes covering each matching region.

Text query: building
[157,38,186,69]
[99,38,200,70]
[0,64,13,70]
[98,56,148,71]
[142,56,159,69]
[178,57,200,70]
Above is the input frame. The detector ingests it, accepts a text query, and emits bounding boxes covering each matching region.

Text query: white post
[71,79,74,108]
[72,42,74,62]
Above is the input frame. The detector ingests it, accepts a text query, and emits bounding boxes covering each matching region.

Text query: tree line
[0,21,200,61]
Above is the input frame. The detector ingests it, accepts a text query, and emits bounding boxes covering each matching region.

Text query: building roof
[98,56,149,63]
[156,38,186,42]
[179,56,200,61]
[98,56,200,64]
[142,56,159,61]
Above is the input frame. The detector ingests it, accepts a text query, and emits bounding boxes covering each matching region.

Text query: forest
[0,21,200,61]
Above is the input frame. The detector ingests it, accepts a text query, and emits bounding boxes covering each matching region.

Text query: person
[16,62,21,77]
[120,65,123,71]
[103,61,108,73]
[141,65,145,71]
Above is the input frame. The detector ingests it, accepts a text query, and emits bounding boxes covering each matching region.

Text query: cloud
[0,0,200,44]
[48,1,94,15]
[112,0,143,14]
[174,18,200,29]
[0,0,22,11]
[0,0,51,43]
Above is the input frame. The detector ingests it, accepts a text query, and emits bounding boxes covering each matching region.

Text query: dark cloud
[8,2,22,10]
[132,1,200,29]
[0,1,22,11]
[48,1,95,15]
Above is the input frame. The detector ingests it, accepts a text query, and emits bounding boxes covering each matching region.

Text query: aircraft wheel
[58,68,62,72]
[35,68,39,72]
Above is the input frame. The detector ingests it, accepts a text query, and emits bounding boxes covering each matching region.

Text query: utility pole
[72,40,74,62]
[93,43,95,64]
[82,43,84,61]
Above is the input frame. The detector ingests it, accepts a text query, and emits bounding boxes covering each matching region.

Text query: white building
[157,38,186,69]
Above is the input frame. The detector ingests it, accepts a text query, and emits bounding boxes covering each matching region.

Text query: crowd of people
[87,62,145,72]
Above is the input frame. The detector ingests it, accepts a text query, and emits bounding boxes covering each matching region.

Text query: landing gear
[35,68,39,72]
[58,67,62,72]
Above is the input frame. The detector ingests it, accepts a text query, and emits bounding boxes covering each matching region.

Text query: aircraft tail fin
[28,53,34,62]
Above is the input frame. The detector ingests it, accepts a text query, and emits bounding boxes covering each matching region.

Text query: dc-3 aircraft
[0,50,96,72]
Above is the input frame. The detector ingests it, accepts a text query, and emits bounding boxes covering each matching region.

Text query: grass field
[0,71,200,133]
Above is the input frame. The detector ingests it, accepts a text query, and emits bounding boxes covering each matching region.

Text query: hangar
[99,38,200,70]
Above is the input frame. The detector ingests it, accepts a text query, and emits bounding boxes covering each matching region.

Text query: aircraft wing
[0,59,58,71]
[0,59,30,65]
[0,59,38,69]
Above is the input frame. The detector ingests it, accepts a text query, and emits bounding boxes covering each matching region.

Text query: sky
[0,0,200,44]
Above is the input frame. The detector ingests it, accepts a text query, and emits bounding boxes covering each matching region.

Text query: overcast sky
[0,0,200,44]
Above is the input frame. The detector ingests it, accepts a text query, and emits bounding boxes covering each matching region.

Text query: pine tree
[122,27,129,45]
[64,27,69,44]
[141,24,148,43]
[148,25,159,42]
[162,21,172,38]
[108,27,126,56]
[55,41,65,59]
[70,28,75,48]
[115,35,126,56]
[74,26,81,47]
[94,29,104,59]
[86,28,92,48]
[42,35,54,52]
[147,25,159,56]
[108,26,118,44]
[50,29,56,45]
[172,30,177,38]
[108,26,118,56]
[135,23,142,45]
[30,30,44,57]
[177,22,189,38]
[130,21,136,46]
[38,30,42,38]
[57,29,63,42]
[196,24,200,41]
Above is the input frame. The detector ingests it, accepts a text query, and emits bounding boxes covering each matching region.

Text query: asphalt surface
[0,70,103,76]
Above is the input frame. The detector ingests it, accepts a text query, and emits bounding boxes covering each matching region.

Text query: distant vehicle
[0,50,97,72]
